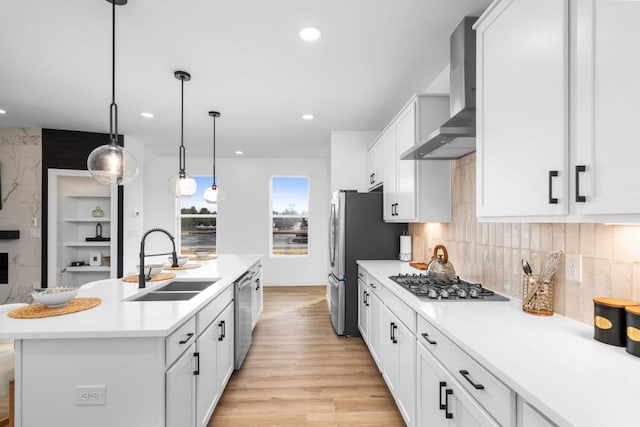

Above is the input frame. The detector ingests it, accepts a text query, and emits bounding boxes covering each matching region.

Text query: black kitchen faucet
[139,228,179,288]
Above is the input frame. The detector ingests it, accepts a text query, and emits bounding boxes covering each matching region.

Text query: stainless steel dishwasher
[234,269,255,369]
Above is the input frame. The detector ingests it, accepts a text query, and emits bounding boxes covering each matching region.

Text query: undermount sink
[155,280,217,292]
[128,280,218,302]
[131,292,199,302]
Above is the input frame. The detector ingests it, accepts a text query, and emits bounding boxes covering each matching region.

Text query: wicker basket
[522,274,554,316]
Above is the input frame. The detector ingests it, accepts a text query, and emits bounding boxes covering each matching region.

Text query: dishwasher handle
[236,271,255,289]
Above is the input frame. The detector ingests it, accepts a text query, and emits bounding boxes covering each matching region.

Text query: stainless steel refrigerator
[328,190,407,336]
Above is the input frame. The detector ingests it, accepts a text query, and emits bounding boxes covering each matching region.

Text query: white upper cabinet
[366,138,384,191]
[476,0,640,222]
[381,94,452,223]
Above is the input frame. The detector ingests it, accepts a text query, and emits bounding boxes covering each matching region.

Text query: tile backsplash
[409,153,640,325]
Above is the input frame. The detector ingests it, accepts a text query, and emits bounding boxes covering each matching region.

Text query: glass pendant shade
[204,184,224,203]
[88,143,138,185]
[168,173,197,197]
[88,0,137,186]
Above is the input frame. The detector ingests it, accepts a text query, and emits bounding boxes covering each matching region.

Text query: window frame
[269,175,310,258]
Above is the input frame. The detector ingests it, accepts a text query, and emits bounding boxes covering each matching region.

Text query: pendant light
[168,70,197,197]
[87,0,138,185]
[204,111,223,203]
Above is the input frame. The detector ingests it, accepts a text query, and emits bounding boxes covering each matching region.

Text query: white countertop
[0,254,262,340]
[357,260,640,427]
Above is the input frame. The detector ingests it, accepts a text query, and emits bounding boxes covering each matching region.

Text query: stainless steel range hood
[401,16,477,160]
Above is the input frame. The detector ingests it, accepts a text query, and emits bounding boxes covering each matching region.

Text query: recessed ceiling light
[140,112,154,118]
[299,26,321,42]
[302,114,314,120]
[235,150,244,155]
[0,109,7,115]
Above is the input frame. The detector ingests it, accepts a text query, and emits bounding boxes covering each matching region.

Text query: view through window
[271,176,309,256]
[179,176,217,255]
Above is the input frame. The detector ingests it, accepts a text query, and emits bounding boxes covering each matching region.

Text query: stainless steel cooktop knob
[440,290,449,299]
[428,289,438,299]
[469,288,479,298]
[457,289,467,298]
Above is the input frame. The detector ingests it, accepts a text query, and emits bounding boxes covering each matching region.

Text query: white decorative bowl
[194,250,209,258]
[31,287,79,307]
[167,256,189,266]
[136,264,163,276]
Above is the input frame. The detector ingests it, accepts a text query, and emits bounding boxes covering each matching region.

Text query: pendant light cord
[109,0,118,146]
[179,77,186,178]
[212,114,216,185]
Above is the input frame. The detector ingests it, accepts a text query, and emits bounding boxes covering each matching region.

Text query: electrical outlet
[75,386,106,405]
[565,254,582,282]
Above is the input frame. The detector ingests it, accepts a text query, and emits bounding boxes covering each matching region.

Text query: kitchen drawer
[197,286,234,335]
[357,266,368,286]
[384,288,415,333]
[166,316,197,368]
[367,275,383,298]
[417,315,516,426]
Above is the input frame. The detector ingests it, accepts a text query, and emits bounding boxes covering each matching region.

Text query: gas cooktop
[388,273,509,302]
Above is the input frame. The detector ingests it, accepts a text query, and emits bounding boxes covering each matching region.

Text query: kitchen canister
[626,305,640,357]
[593,297,638,347]
[399,234,411,262]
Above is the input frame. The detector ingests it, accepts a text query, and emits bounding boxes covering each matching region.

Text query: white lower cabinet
[368,290,384,370]
[166,290,236,427]
[196,302,234,427]
[166,343,197,427]
[517,397,556,427]
[383,306,416,427]
[417,342,498,427]
[358,278,370,342]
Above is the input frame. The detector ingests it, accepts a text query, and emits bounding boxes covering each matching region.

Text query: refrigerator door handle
[329,203,336,266]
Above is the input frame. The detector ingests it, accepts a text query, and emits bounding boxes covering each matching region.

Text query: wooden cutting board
[409,262,428,270]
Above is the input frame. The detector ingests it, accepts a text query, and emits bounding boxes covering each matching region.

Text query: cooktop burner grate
[388,273,509,301]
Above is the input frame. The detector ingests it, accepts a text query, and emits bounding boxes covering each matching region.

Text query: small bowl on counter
[167,255,189,266]
[31,287,79,307]
[136,264,163,277]
[193,250,210,258]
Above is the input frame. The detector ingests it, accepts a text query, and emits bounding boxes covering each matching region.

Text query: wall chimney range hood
[401,16,477,160]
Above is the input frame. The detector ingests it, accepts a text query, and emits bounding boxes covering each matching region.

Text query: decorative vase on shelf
[91,206,105,218]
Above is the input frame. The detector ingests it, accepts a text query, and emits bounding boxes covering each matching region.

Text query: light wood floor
[209,286,405,426]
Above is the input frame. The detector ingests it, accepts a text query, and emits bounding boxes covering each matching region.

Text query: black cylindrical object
[593,297,637,346]
[626,306,640,357]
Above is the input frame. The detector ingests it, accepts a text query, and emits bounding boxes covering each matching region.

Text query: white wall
[143,155,329,285]
[121,137,145,274]
[423,64,450,95]
[329,131,377,194]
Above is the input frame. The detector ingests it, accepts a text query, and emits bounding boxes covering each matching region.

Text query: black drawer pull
[194,352,200,375]
[548,170,558,204]
[575,165,586,203]
[391,323,398,344]
[179,332,194,344]
[445,389,453,419]
[439,381,447,410]
[459,370,485,390]
[421,333,437,345]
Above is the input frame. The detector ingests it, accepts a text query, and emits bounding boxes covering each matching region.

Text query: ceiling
[0,0,491,159]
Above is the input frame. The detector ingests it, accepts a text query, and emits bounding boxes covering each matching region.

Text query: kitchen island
[0,254,262,427]
[358,260,640,427]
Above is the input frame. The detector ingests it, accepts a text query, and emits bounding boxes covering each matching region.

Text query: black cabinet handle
[575,165,586,202]
[459,370,485,390]
[421,333,437,345]
[445,389,453,419]
[255,278,260,291]
[548,170,558,204]
[391,323,398,344]
[194,352,200,375]
[439,381,447,410]
[179,332,194,344]
[389,322,395,342]
[218,320,225,341]
[369,282,376,289]
[365,291,369,307]
[358,272,363,278]
[372,173,376,183]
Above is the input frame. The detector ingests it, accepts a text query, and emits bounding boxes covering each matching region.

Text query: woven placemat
[121,272,176,283]
[163,263,201,270]
[8,297,102,319]
[189,255,217,261]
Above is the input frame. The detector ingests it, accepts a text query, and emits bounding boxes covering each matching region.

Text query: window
[271,176,309,256]
[178,176,217,255]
